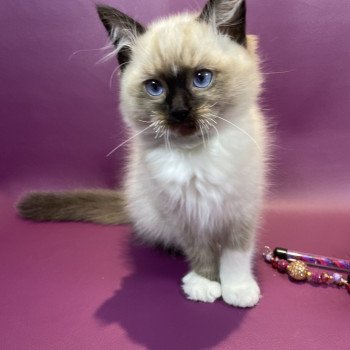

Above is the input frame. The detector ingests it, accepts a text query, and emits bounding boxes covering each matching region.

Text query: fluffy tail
[17,189,129,225]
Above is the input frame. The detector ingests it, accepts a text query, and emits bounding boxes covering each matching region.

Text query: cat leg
[220,247,261,308]
[181,243,221,303]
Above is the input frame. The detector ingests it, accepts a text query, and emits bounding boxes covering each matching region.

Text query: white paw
[222,278,261,308]
[182,271,222,303]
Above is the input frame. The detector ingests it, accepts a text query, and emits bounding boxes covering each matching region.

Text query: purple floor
[1,197,349,349]
[1,0,350,349]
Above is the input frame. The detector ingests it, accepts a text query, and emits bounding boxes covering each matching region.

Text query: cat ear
[96,4,145,69]
[199,0,246,46]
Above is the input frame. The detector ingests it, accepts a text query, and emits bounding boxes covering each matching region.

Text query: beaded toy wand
[273,247,350,272]
[263,247,350,295]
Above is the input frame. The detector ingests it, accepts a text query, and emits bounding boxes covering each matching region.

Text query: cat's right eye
[144,80,164,97]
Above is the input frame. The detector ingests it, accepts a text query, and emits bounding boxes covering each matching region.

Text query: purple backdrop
[1,0,350,202]
[1,1,349,349]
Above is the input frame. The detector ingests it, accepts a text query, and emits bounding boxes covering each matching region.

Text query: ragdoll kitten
[18,0,268,307]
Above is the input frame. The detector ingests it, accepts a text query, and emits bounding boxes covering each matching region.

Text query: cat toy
[272,246,350,271]
[263,246,350,295]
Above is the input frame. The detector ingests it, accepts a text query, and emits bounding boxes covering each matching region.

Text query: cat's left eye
[193,70,213,89]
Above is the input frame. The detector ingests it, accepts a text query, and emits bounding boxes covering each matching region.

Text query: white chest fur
[140,128,262,234]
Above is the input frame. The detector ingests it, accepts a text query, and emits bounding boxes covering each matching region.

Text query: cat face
[97,0,261,144]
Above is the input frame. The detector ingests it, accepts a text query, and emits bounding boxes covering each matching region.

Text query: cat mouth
[168,121,197,136]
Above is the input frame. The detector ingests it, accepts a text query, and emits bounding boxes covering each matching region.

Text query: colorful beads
[310,272,322,284]
[287,261,308,281]
[277,259,289,272]
[263,246,349,295]
[333,273,342,283]
[264,252,273,262]
[272,258,279,269]
[320,272,331,284]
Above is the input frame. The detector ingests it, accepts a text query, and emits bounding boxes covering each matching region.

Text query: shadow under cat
[95,242,248,350]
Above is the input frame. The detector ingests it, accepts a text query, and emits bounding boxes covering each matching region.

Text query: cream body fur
[121,16,265,242]
[18,0,268,307]
[126,108,265,248]
[120,12,267,306]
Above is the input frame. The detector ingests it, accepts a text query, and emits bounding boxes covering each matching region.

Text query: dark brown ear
[199,0,246,46]
[96,4,145,69]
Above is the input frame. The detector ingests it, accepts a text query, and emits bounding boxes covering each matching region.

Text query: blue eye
[193,70,213,88]
[145,80,164,96]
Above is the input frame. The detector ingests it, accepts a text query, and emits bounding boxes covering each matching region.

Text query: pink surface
[1,196,349,349]
[1,0,350,349]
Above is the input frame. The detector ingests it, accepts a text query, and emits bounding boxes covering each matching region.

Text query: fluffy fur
[18,0,268,307]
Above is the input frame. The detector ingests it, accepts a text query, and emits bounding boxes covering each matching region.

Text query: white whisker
[109,67,119,89]
[157,129,166,139]
[106,125,152,157]
[68,46,110,61]
[209,122,220,138]
[203,123,211,143]
[202,115,217,124]
[165,129,172,150]
[262,69,296,75]
[215,115,261,151]
[207,102,219,109]
[199,123,207,148]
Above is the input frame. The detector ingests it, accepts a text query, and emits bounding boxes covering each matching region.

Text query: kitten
[18,0,268,307]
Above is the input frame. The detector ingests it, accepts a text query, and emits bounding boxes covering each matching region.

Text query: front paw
[182,271,222,303]
[222,278,261,308]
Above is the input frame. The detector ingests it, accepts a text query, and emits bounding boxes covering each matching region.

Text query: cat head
[97,0,261,147]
